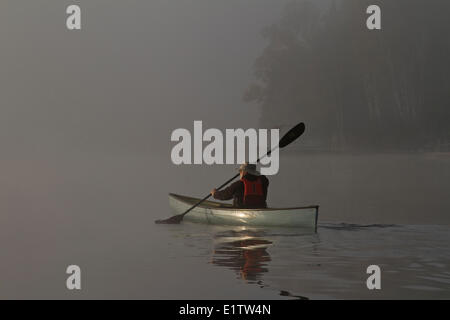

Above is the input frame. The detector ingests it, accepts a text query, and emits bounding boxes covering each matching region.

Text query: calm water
[152,222,450,299]
[3,221,449,299]
[1,153,450,299]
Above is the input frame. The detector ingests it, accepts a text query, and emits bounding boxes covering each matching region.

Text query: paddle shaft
[179,173,239,218]
[178,146,277,218]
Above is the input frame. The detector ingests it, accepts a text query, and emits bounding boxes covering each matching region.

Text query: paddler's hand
[211,188,217,197]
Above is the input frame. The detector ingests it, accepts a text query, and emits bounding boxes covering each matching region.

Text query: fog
[0,0,290,157]
[1,0,449,299]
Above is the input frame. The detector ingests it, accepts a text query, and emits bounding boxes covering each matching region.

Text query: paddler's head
[238,162,260,179]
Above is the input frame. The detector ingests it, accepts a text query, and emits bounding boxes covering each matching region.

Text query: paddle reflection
[210,229,272,283]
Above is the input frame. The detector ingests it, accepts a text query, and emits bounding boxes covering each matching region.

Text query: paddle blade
[278,122,305,148]
[154,214,184,224]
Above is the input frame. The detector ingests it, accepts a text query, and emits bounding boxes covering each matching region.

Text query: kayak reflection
[210,229,272,283]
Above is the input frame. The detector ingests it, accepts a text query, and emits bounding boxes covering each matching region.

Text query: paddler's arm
[211,180,242,201]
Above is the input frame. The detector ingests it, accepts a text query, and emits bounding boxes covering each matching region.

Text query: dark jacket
[213,174,269,208]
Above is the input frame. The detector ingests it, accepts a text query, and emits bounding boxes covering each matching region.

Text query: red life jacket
[241,176,265,207]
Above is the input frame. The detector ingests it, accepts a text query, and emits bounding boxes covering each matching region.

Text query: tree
[245,0,450,151]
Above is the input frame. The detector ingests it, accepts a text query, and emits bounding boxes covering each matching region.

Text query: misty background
[0,0,449,298]
[245,0,450,152]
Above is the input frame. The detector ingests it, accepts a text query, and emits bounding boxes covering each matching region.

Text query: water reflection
[166,223,318,298]
[165,223,450,299]
[209,227,312,299]
[211,229,272,282]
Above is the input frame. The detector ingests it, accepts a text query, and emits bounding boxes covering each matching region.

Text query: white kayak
[169,193,319,231]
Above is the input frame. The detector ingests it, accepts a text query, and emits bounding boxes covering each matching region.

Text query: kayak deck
[169,193,319,231]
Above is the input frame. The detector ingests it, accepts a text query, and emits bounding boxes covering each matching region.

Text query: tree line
[245,0,450,152]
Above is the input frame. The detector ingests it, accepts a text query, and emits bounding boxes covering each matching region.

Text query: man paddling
[211,162,269,208]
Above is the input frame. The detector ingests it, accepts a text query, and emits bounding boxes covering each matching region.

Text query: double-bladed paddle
[155,122,305,224]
